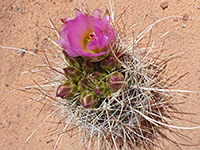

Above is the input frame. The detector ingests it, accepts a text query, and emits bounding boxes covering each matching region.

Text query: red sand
[0,0,199,149]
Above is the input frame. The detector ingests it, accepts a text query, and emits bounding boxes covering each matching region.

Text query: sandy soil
[0,0,200,150]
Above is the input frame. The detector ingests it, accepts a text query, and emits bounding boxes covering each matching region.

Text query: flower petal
[57,39,79,57]
[99,36,108,49]
[75,10,83,17]
[57,38,69,50]
[102,16,111,25]
[93,9,101,19]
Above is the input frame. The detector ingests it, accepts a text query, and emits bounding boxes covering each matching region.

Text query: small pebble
[182,25,187,28]
[174,17,178,21]
[182,14,189,21]
[160,1,169,10]
[46,139,54,144]
[0,123,5,129]
[4,83,9,87]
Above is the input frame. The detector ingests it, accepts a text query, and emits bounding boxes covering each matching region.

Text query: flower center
[82,32,98,54]
[89,33,95,40]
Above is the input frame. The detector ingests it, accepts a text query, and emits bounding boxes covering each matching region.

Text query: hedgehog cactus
[56,9,124,109]
[82,60,95,73]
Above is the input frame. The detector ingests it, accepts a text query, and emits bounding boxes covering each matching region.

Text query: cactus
[107,71,124,92]
[82,60,95,74]
[56,81,78,99]
[100,55,118,72]
[78,77,91,91]
[63,66,82,83]
[94,81,109,98]
[80,92,98,108]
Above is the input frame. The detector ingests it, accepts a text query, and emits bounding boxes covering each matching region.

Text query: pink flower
[57,9,115,61]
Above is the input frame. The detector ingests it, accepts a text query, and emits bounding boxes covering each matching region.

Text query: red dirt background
[0,0,200,150]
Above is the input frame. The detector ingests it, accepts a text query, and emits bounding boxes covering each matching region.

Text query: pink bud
[80,92,97,108]
[63,66,82,83]
[56,81,78,99]
[78,77,90,91]
[107,72,124,92]
[100,56,118,72]
[94,81,109,98]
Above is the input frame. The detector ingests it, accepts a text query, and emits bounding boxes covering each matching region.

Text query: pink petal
[102,16,111,25]
[100,36,108,49]
[59,27,69,39]
[74,48,107,57]
[66,49,80,57]
[93,9,101,19]
[57,39,79,57]
[57,38,69,50]
[75,10,83,17]
[69,15,93,37]
[67,15,94,50]
[68,31,83,49]
[86,40,100,51]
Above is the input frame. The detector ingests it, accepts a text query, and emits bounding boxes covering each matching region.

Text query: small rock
[0,123,5,129]
[173,17,178,21]
[46,139,54,144]
[182,25,187,28]
[4,83,9,87]
[198,6,200,10]
[182,14,189,21]
[160,1,169,10]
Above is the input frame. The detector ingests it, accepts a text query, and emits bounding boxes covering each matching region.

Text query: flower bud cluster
[56,54,124,108]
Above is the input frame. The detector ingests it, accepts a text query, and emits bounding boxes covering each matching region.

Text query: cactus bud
[107,72,124,92]
[91,71,107,81]
[63,66,82,83]
[82,60,95,74]
[63,50,83,68]
[56,81,78,99]
[100,56,118,72]
[78,77,90,91]
[94,81,109,98]
[80,92,97,108]
[90,71,107,85]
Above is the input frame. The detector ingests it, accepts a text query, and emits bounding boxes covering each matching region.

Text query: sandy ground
[0,0,200,150]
